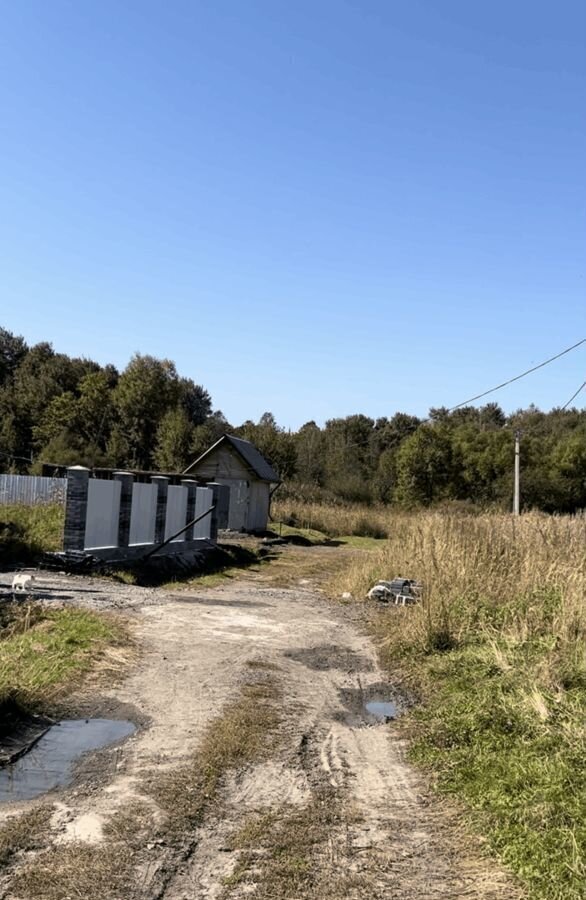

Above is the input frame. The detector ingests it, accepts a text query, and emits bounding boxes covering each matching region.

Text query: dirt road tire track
[0,562,522,899]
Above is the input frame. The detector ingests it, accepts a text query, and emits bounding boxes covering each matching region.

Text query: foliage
[153,408,193,471]
[1,324,586,511]
[236,412,297,480]
[0,328,216,474]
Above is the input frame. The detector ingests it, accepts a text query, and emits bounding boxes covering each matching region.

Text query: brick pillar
[181,480,197,541]
[64,466,90,551]
[151,476,169,544]
[208,483,230,541]
[113,472,134,547]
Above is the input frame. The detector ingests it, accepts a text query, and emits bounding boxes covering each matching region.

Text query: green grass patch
[0,604,126,708]
[269,522,385,550]
[380,630,586,899]
[336,534,386,549]
[0,504,64,567]
[267,522,329,543]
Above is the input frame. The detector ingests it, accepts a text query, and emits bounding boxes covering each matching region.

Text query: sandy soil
[0,548,522,899]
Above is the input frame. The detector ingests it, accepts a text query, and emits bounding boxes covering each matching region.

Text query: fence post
[208,483,230,540]
[181,480,197,541]
[64,466,90,551]
[113,472,134,548]
[151,476,169,544]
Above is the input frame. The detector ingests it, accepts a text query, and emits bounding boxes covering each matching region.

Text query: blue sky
[1,1,584,428]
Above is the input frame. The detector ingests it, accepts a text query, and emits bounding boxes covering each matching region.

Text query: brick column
[64,466,90,551]
[181,480,197,541]
[113,472,134,547]
[208,483,230,541]
[151,476,169,544]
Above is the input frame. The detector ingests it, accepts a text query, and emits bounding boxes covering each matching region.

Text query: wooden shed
[183,435,281,533]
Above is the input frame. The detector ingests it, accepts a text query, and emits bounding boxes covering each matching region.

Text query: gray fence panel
[193,487,213,539]
[165,485,188,542]
[84,480,122,549]
[0,474,67,505]
[129,483,157,546]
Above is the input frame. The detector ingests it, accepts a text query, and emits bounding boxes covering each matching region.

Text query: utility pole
[513,429,521,516]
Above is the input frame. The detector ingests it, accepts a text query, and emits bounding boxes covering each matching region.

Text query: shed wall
[248,482,270,532]
[189,446,272,533]
[190,447,250,481]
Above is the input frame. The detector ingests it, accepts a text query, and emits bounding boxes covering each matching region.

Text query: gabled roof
[185,435,281,483]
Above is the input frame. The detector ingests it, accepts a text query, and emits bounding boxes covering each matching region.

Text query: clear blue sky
[1,1,584,429]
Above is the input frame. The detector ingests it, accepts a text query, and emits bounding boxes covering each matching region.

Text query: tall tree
[0,328,28,386]
[154,408,194,471]
[109,354,181,468]
[395,425,454,507]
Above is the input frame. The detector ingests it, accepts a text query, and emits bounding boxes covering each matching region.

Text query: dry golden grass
[271,498,392,539]
[221,789,368,900]
[332,511,586,667]
[0,805,54,868]
[9,843,135,900]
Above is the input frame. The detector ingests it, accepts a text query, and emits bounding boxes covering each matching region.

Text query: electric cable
[561,379,586,411]
[336,337,586,451]
[445,338,586,412]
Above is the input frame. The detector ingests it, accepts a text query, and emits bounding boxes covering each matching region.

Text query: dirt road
[0,548,521,899]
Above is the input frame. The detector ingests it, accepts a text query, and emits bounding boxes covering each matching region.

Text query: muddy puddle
[0,719,136,803]
[364,700,397,721]
[285,645,373,673]
[338,683,400,726]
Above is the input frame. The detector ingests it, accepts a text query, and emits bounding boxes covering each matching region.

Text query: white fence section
[84,479,121,549]
[0,474,66,505]
[194,487,214,539]
[165,485,188,541]
[62,467,229,559]
[129,483,157,546]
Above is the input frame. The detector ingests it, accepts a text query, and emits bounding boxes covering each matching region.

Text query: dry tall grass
[271,498,391,538]
[333,511,586,669]
[331,510,586,898]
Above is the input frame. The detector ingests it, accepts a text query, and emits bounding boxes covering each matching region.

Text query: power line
[446,338,586,413]
[561,378,586,411]
[335,337,586,452]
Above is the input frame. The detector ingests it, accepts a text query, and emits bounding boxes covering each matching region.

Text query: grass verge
[0,603,128,709]
[138,543,262,589]
[335,511,586,900]
[0,504,63,566]
[272,498,390,539]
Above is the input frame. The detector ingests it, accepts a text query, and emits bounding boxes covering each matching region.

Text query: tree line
[1,327,585,512]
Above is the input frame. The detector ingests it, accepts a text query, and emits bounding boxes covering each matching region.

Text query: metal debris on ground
[367,577,422,605]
